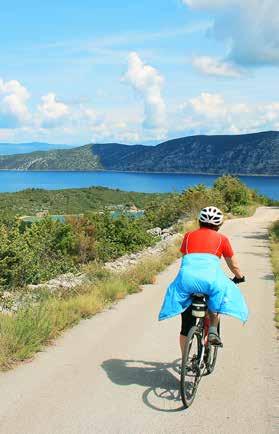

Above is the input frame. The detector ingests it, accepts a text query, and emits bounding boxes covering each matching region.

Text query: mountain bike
[180,276,245,408]
[180,294,220,408]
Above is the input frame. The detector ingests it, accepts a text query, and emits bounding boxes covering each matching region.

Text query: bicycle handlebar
[231,276,246,284]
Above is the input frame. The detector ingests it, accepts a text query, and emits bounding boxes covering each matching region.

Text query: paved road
[0,207,278,434]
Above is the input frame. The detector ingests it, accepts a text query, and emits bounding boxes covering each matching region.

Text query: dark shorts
[180,306,196,336]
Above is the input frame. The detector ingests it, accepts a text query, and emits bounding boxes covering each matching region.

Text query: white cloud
[192,56,242,78]
[38,93,70,128]
[0,79,30,128]
[259,103,279,130]
[183,0,237,7]
[188,93,230,119]
[183,0,279,67]
[177,92,279,135]
[0,76,161,144]
[123,52,167,131]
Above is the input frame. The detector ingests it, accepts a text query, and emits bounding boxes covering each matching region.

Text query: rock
[162,228,170,234]
[27,272,88,292]
[162,227,176,235]
[147,227,162,236]
[161,233,171,240]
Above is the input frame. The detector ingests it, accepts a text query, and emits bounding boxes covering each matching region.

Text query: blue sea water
[0,171,278,199]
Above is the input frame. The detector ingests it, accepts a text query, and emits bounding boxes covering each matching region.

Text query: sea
[0,171,278,200]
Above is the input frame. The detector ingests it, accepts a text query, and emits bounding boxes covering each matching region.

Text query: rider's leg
[208,312,222,346]
[208,311,219,328]
[180,334,187,355]
[180,307,196,355]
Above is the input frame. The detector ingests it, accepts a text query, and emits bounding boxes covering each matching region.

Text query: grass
[0,234,183,371]
[269,220,279,329]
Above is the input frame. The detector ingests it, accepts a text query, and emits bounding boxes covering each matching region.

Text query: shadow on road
[243,232,268,240]
[261,273,275,281]
[242,251,269,258]
[101,358,185,412]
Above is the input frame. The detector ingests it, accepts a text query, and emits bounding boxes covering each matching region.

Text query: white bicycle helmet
[199,206,224,226]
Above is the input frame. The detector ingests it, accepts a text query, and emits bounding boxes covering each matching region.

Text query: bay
[0,171,278,199]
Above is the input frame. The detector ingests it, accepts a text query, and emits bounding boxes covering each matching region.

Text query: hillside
[0,131,278,175]
[0,144,100,170]
[0,186,169,219]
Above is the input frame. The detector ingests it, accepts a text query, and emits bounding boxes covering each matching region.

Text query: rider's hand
[231,276,245,284]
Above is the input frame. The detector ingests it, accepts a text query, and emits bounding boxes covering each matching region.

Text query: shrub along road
[0,207,278,434]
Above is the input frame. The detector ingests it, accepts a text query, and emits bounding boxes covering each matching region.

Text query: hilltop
[0,131,278,175]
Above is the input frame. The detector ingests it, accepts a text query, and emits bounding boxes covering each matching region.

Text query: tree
[180,184,226,219]
[213,175,252,212]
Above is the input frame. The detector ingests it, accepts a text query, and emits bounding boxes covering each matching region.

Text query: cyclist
[158,206,248,352]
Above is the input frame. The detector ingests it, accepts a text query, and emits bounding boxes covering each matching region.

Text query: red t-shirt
[180,228,234,258]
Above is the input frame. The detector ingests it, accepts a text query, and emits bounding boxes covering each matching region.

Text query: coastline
[0,168,278,177]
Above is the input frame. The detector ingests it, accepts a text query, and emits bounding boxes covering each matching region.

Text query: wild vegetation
[270,220,279,329]
[0,213,156,290]
[0,238,183,369]
[0,175,275,369]
[0,186,169,220]
[0,175,274,292]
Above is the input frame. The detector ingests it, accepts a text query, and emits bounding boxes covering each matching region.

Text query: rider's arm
[180,232,190,256]
[222,235,244,279]
[224,255,244,279]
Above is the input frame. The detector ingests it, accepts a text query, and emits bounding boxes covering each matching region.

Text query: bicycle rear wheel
[180,326,203,408]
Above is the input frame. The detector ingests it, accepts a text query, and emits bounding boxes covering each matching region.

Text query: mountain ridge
[0,131,278,175]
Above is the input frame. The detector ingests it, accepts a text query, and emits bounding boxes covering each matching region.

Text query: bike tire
[180,326,203,408]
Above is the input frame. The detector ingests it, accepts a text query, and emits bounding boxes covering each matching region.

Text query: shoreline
[0,168,278,177]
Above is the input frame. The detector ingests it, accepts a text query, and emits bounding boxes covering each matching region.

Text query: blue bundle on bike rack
[158,253,249,323]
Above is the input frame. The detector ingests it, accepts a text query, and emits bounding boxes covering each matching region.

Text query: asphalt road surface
[0,207,278,434]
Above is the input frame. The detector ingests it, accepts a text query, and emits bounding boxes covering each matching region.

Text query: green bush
[269,221,279,328]
[229,205,250,216]
[213,175,252,212]
[66,216,97,264]
[0,212,157,291]
[180,184,226,219]
[88,212,156,261]
[0,219,76,290]
[270,220,279,243]
[144,195,182,229]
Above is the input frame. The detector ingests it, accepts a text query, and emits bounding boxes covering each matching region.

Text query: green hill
[0,144,100,170]
[0,186,169,219]
[0,131,278,175]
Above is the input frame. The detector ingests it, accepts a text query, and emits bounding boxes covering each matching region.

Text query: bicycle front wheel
[180,326,203,408]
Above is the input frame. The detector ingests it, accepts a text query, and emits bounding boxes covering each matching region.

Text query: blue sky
[0,0,279,144]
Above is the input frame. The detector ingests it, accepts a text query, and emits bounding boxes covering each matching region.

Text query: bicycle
[180,277,245,408]
[180,293,220,408]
